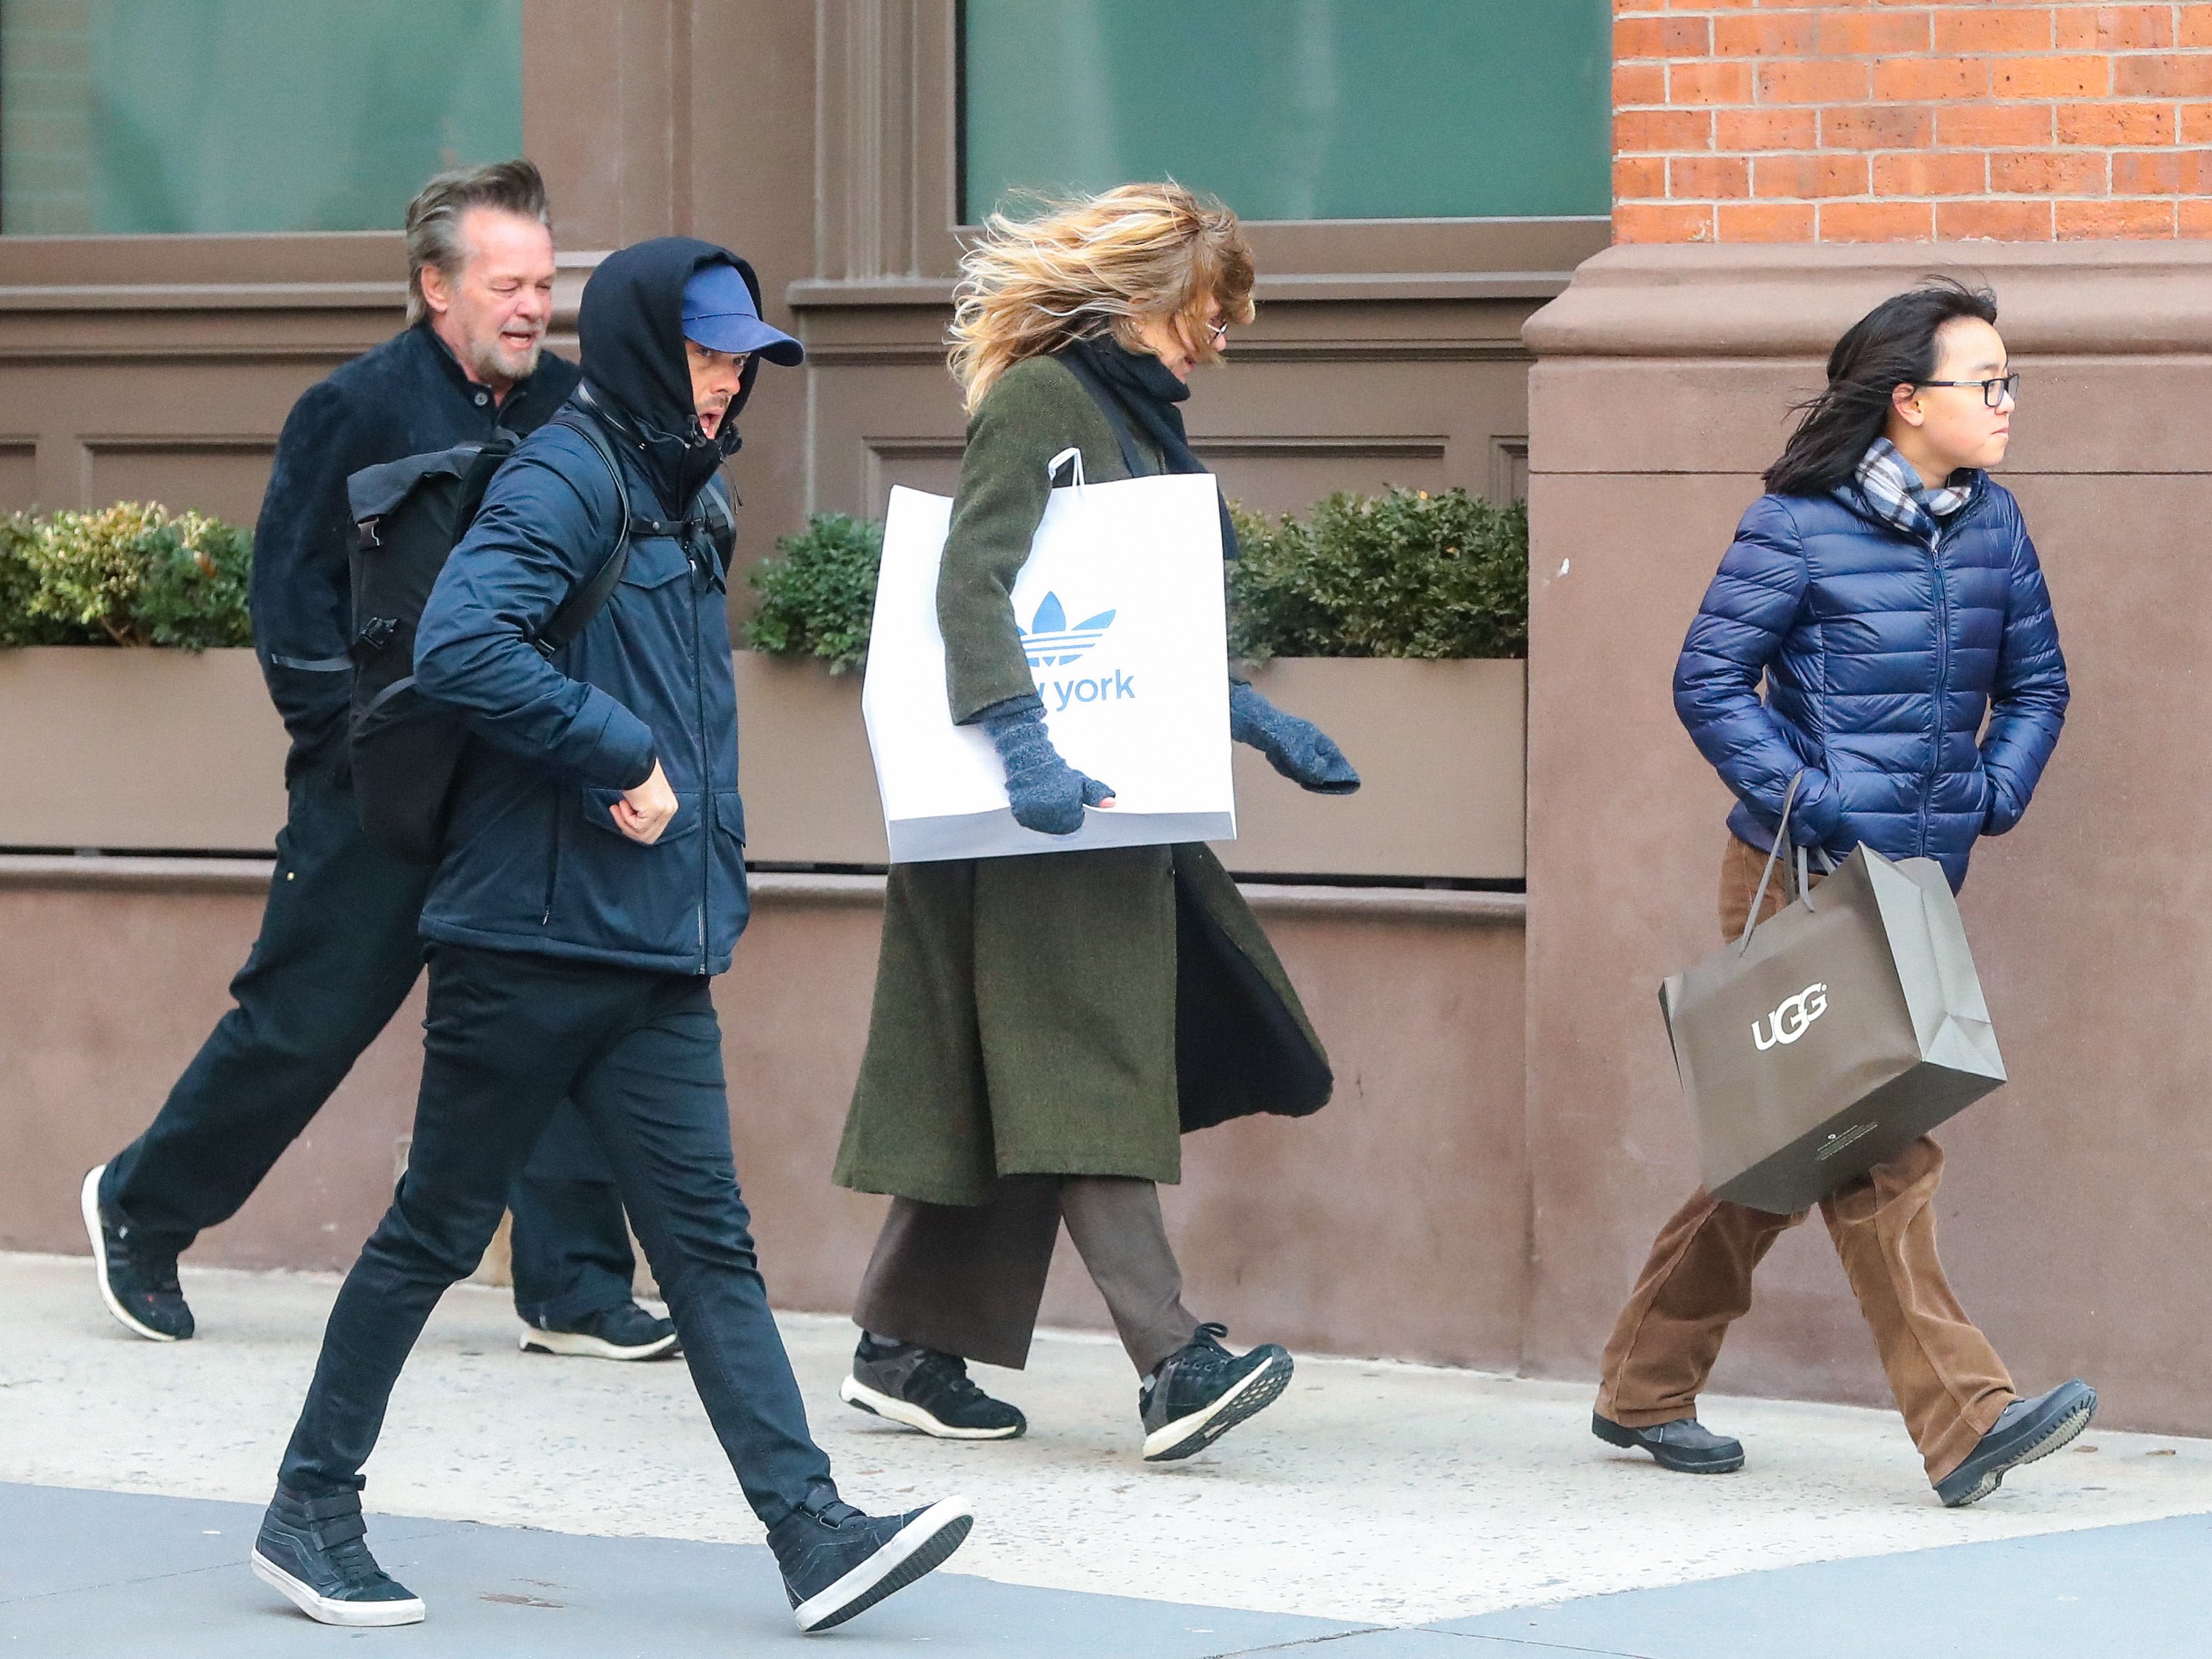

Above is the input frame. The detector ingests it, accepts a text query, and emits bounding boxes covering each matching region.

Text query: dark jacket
[412,238,764,974]
[250,321,579,760]
[1675,475,2069,892]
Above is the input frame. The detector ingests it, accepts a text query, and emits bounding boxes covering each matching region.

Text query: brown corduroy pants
[854,1175,1201,1375]
[1594,836,2016,1483]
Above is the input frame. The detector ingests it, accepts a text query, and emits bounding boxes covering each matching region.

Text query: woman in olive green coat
[833,183,1359,1463]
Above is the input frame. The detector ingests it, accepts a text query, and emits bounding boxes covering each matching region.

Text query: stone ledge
[0,856,1527,926]
[1524,241,2212,360]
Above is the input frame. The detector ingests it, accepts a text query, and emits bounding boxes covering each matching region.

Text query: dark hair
[403,158,549,325]
[1762,278,1999,498]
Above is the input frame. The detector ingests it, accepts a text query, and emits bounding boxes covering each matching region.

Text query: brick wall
[1613,4,2212,242]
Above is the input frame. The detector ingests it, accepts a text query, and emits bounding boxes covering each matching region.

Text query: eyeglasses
[1206,317,1229,350]
[1918,372,2020,409]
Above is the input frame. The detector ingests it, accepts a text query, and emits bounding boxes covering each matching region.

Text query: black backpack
[345,407,728,866]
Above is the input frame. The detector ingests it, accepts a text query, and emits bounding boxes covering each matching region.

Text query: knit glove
[1229,681,1361,794]
[978,701,1115,835]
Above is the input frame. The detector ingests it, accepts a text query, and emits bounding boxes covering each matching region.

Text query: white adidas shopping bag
[862,455,1236,862]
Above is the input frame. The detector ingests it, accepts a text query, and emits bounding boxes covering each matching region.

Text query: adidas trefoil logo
[1019,591,1116,668]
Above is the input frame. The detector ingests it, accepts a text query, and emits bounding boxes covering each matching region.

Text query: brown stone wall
[0,863,1526,1371]
[1615,2,2212,243]
[1521,241,2212,1434]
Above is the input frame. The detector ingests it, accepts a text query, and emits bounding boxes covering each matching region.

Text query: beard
[465,329,542,388]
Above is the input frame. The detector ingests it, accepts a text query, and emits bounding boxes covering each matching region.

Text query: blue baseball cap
[681,262,804,365]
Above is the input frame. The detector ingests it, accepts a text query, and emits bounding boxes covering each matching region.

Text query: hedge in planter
[1226,486,1526,663]
[743,511,883,673]
[0,502,253,649]
[741,487,1528,667]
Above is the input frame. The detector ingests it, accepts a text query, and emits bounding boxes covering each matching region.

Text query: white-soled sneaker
[767,1493,973,1634]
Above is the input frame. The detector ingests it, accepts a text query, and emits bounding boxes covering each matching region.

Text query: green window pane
[961,0,1610,223]
[1,0,522,234]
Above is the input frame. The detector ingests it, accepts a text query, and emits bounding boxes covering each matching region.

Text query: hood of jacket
[577,236,763,512]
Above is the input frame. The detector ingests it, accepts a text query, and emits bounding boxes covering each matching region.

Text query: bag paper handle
[1738,770,1812,954]
[1047,447,1085,492]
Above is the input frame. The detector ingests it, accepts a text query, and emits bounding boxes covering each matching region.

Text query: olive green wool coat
[833,356,1333,1208]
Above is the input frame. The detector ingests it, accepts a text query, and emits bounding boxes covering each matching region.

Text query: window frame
[805,0,1608,306]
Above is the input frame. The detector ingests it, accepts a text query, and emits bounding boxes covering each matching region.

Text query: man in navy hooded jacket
[250,238,973,1638]
[82,160,672,1364]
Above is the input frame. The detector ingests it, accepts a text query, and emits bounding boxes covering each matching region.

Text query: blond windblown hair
[948,181,1256,412]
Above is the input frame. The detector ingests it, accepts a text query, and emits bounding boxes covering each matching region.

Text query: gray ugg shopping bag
[1658,774,2006,1213]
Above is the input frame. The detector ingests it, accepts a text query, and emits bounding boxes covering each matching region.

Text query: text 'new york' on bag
[861,445,1236,863]
[1658,771,2007,1213]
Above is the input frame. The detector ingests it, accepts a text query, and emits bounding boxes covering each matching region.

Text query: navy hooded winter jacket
[1675,475,2068,892]
[412,238,772,974]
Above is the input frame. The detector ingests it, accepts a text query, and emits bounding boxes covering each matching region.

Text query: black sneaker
[518,1300,679,1361]
[250,1485,425,1628]
[840,1336,1026,1440]
[80,1165,193,1342]
[1936,1381,2097,1508]
[1592,1411,1746,1473]
[766,1491,973,1634]
[1139,1322,1293,1462]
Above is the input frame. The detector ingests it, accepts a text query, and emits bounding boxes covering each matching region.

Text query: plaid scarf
[1852,437,1974,547]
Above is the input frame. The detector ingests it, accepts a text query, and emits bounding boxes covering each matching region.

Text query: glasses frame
[1206,317,1229,350]
[1917,372,2020,409]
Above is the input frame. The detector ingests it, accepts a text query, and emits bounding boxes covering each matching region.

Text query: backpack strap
[534,407,634,659]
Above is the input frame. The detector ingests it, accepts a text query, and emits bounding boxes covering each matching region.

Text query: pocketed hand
[611,759,678,843]
[1229,681,1361,795]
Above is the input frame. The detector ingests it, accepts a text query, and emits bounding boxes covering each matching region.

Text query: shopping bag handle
[1737,769,1817,954]
[1047,447,1086,492]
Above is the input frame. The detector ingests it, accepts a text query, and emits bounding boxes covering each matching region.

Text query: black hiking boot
[251,1485,425,1628]
[1592,1411,1746,1473]
[767,1491,973,1633]
[1936,1381,2097,1508]
[81,1165,193,1342]
[1139,1322,1293,1462]
[841,1336,1026,1440]
[519,1300,679,1361]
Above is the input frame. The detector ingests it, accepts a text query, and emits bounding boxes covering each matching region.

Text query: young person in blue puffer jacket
[1590,280,2095,1510]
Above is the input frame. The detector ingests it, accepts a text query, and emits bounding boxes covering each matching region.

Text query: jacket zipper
[541,794,563,925]
[690,529,711,974]
[1917,487,1988,857]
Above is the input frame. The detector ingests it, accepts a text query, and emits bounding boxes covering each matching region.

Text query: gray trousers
[855,1175,1199,1374]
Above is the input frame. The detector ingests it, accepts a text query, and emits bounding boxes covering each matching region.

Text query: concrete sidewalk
[5,1251,2211,1653]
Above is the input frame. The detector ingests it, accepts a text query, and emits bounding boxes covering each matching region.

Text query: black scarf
[1057,335,1240,560]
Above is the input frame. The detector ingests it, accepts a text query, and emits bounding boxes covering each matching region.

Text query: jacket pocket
[709,788,751,953]
[616,534,691,592]
[564,786,706,960]
[579,785,704,844]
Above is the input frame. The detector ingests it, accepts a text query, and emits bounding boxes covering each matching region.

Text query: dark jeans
[102,749,635,1323]
[277,944,832,1526]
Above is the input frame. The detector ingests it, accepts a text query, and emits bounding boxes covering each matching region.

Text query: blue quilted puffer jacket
[1675,475,2068,892]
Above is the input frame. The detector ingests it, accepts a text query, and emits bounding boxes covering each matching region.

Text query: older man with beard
[82,160,676,1366]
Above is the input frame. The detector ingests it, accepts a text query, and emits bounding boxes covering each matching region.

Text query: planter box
[1229,656,1525,881]
[2,647,1526,881]
[738,652,1526,881]
[0,646,288,853]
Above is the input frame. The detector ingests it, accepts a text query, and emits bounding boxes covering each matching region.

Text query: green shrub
[0,501,254,649]
[743,511,883,674]
[1227,486,1527,663]
[0,513,73,646]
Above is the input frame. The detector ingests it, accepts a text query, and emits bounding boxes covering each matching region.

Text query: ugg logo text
[1752,983,1828,1052]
